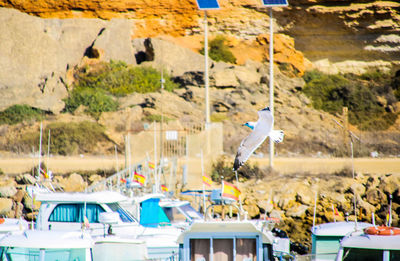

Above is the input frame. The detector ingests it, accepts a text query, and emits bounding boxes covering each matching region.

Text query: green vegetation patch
[302,70,399,131]
[200,35,236,64]
[10,121,109,155]
[64,61,178,117]
[0,105,44,125]
[73,61,177,95]
[211,156,266,183]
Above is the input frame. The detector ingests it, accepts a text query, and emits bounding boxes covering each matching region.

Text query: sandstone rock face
[0,8,136,114]
[0,198,13,215]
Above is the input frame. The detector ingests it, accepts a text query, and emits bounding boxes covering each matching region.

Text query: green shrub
[0,105,44,125]
[200,35,236,64]
[64,88,118,118]
[74,61,178,95]
[210,113,228,122]
[302,70,398,131]
[9,121,109,155]
[143,114,172,123]
[46,121,108,155]
[211,156,266,183]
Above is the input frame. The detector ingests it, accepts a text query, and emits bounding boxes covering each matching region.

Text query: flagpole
[234,170,243,213]
[37,122,43,180]
[332,204,336,223]
[201,150,206,214]
[154,121,158,193]
[312,190,317,228]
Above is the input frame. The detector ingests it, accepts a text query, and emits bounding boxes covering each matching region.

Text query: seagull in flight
[233,107,284,171]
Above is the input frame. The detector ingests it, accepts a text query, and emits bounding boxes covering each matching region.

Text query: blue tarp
[140,198,170,227]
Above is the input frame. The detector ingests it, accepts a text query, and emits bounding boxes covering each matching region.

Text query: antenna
[332,114,360,230]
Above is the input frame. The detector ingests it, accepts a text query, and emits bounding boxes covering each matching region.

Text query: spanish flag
[134,172,146,186]
[334,206,343,217]
[222,181,241,201]
[148,162,155,169]
[40,168,49,179]
[202,175,212,187]
[161,184,169,192]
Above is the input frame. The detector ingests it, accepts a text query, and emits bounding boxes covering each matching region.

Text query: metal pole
[204,11,210,125]
[154,122,158,192]
[201,150,206,214]
[269,7,275,168]
[37,122,43,179]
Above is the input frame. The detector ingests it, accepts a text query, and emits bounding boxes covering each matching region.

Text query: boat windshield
[0,247,87,261]
[342,247,383,261]
[162,204,202,223]
[106,203,137,223]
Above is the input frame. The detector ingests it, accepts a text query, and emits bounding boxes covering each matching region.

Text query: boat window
[179,204,203,220]
[1,247,87,261]
[390,250,400,261]
[163,207,187,223]
[106,203,136,223]
[343,247,383,261]
[189,237,257,261]
[213,239,234,261]
[190,239,210,261]
[236,238,257,261]
[49,203,105,223]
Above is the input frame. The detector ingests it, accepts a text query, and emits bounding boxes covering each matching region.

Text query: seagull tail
[269,130,284,143]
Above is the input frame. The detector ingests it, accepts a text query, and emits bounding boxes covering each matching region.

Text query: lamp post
[260,0,288,168]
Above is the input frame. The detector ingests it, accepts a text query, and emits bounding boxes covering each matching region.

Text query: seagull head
[243,122,256,130]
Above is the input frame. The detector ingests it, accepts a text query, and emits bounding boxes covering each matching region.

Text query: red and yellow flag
[161,184,169,192]
[334,207,343,217]
[222,181,241,201]
[134,172,146,186]
[120,178,127,183]
[148,162,155,169]
[40,168,49,179]
[202,175,212,187]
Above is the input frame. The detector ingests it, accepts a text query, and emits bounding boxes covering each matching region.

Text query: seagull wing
[233,107,274,171]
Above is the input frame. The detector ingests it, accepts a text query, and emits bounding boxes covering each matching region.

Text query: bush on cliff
[9,121,109,155]
[200,35,236,64]
[302,70,398,131]
[63,88,118,119]
[0,105,44,125]
[73,61,177,95]
[211,156,266,183]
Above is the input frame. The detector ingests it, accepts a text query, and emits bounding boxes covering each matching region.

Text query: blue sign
[196,0,220,10]
[261,0,288,6]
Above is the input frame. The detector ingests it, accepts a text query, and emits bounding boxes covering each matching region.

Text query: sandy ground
[1,155,399,176]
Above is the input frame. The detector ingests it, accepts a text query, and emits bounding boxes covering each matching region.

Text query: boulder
[0,183,17,198]
[12,189,26,203]
[0,198,13,215]
[59,173,87,192]
[15,174,36,185]
[211,69,240,88]
[286,203,309,218]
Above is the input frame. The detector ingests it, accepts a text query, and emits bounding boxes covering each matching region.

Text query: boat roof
[159,200,190,208]
[36,191,128,204]
[0,218,28,233]
[312,222,373,236]
[340,231,400,250]
[0,230,93,249]
[177,220,274,244]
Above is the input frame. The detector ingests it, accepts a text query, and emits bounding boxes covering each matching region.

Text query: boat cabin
[335,229,400,261]
[0,230,93,261]
[311,221,372,260]
[177,221,275,261]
